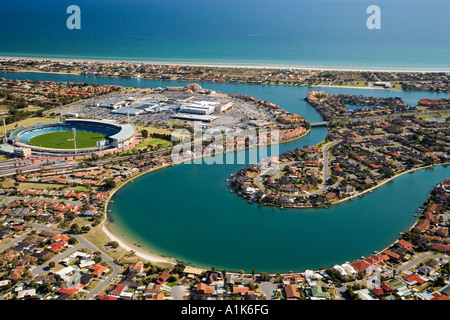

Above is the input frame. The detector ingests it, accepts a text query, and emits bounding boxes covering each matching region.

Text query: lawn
[4,117,59,132]
[416,113,449,121]
[135,125,172,136]
[135,138,172,150]
[29,131,107,149]
[2,178,90,192]
[389,83,403,90]
[83,226,127,261]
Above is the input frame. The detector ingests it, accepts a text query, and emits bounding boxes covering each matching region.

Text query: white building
[79,259,96,269]
[354,289,378,300]
[179,102,215,115]
[373,81,391,88]
[341,263,358,277]
[17,289,36,299]
[61,251,91,266]
[55,266,75,280]
[333,265,348,278]
[111,107,144,116]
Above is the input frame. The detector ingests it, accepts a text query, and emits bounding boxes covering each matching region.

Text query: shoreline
[2,55,450,73]
[103,154,449,273]
[336,162,450,205]
[100,126,311,268]
[101,162,179,266]
[101,223,176,265]
[232,151,450,209]
[309,84,402,91]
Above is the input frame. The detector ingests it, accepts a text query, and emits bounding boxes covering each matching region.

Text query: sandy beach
[2,55,450,73]
[100,162,180,266]
[101,223,176,265]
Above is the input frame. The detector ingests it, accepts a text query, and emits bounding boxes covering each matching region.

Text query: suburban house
[284,284,301,299]
[129,261,144,275]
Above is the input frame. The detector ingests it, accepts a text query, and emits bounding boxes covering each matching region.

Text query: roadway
[334,109,449,124]
[1,221,122,300]
[0,196,82,207]
[335,253,450,300]
[253,140,340,197]
[0,147,171,177]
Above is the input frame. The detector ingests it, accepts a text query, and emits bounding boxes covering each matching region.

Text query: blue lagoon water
[1,71,449,272]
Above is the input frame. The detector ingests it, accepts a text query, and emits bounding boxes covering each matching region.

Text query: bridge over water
[309,121,329,127]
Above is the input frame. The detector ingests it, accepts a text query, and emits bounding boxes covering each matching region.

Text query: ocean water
[0,0,449,70]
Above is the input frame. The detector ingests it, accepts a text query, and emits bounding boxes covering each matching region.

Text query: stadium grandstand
[6,119,135,156]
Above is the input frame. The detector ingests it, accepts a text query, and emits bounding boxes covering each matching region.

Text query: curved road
[253,140,340,197]
[8,221,122,300]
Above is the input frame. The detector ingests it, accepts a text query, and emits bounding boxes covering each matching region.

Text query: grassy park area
[29,131,107,149]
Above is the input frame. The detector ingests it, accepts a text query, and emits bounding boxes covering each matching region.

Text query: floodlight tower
[72,127,77,155]
[60,103,63,122]
[3,118,6,143]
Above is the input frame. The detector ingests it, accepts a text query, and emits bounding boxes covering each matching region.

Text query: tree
[103,179,116,190]
[434,276,446,288]
[38,282,53,294]
[141,129,149,139]
[70,223,81,234]
[172,263,186,276]
[91,153,99,161]
[107,241,119,249]
[49,262,55,268]
[259,272,272,281]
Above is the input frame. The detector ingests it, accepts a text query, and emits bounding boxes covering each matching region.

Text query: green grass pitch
[29,130,107,149]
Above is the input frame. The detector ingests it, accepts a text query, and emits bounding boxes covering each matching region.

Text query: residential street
[12,221,122,300]
[253,140,341,197]
[0,196,82,208]
[335,253,450,300]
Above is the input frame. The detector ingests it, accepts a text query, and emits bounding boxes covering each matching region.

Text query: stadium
[7,119,135,156]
